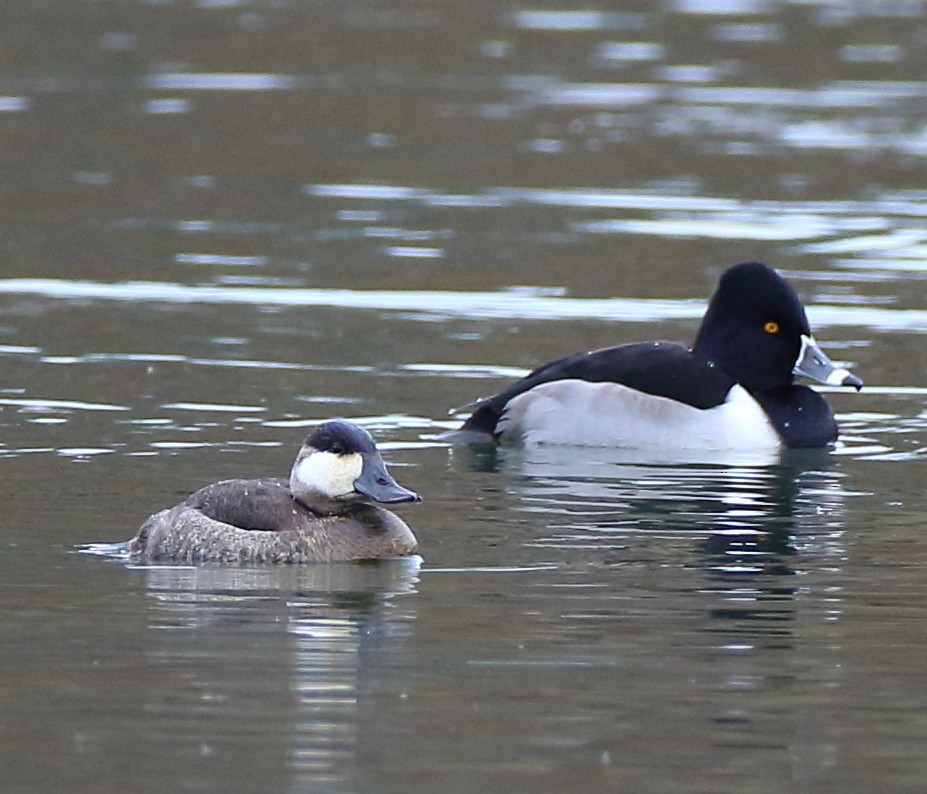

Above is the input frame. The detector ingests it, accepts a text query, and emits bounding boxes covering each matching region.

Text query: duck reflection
[464,443,848,642]
[136,560,420,792]
[464,444,843,562]
[455,446,850,783]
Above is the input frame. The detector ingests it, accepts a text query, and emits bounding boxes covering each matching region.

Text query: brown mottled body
[129,477,419,564]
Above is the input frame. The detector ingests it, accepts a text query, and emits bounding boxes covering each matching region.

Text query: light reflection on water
[3,0,927,791]
[462,444,849,562]
[2,320,925,463]
[145,73,299,91]
[137,560,421,792]
[2,277,927,330]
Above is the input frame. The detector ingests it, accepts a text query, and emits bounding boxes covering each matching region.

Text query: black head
[306,419,377,456]
[692,262,811,394]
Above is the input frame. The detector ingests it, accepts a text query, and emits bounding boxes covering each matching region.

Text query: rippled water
[3,2,927,793]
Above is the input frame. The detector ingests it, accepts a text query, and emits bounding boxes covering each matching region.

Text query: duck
[129,419,421,563]
[450,261,862,450]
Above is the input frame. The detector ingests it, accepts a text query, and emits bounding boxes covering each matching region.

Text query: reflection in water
[3,0,927,789]
[471,442,848,645]
[448,445,853,784]
[138,560,420,792]
[505,444,844,561]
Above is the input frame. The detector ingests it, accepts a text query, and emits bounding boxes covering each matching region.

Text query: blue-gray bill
[794,334,863,391]
[354,453,421,504]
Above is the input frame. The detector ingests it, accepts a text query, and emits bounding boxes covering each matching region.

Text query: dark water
[2,2,927,792]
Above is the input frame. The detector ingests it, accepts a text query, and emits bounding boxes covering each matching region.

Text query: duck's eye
[764,321,780,334]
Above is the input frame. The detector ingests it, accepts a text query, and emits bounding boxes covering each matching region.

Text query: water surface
[2,2,927,793]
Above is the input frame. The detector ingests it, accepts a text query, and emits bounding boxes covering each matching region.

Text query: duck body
[132,478,418,564]
[455,262,861,449]
[128,420,420,564]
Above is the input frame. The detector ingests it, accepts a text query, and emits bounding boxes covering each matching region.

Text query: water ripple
[0,397,129,412]
[161,402,266,413]
[145,72,297,91]
[1,278,925,330]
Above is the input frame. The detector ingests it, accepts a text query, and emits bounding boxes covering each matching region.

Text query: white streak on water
[161,402,265,413]
[513,10,609,30]
[145,98,190,114]
[671,0,771,13]
[384,246,445,258]
[175,253,268,266]
[0,96,29,112]
[305,183,927,221]
[58,447,116,456]
[511,11,647,31]
[0,278,701,320]
[581,217,827,241]
[1,278,926,330]
[535,82,662,106]
[834,258,927,273]
[803,230,927,254]
[402,363,530,378]
[0,397,129,411]
[595,42,664,63]
[0,344,42,354]
[145,72,296,91]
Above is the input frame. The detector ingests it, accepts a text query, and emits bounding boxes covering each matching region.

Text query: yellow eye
[764,321,780,334]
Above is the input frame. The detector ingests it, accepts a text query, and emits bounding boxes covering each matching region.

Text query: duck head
[692,261,862,394]
[289,419,420,506]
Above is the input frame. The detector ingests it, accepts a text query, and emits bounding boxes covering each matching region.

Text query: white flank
[499,379,781,449]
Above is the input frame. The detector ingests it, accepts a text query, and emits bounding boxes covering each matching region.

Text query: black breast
[753,385,838,447]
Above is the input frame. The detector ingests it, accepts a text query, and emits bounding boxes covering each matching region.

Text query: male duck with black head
[452,262,862,450]
[130,419,421,563]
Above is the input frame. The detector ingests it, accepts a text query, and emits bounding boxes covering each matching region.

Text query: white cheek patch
[293,451,363,498]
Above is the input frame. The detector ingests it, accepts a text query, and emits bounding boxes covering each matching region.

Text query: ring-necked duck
[129,419,421,563]
[450,261,862,449]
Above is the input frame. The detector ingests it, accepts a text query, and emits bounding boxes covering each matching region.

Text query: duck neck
[693,322,787,395]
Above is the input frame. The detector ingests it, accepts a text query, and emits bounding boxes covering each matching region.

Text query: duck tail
[460,401,502,436]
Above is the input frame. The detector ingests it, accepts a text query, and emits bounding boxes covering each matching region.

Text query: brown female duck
[130,419,420,563]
